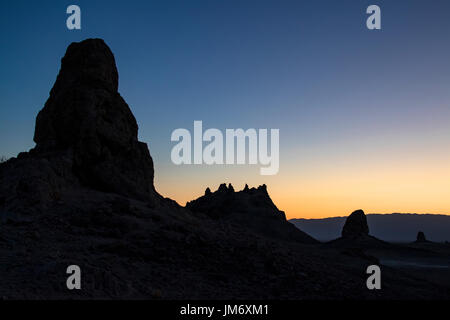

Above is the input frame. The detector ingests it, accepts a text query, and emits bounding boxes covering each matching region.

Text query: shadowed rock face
[1,38,449,300]
[416,231,427,242]
[326,209,388,249]
[33,39,158,201]
[187,184,318,244]
[342,209,369,238]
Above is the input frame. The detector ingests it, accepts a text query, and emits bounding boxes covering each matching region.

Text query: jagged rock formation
[0,39,161,213]
[342,209,369,238]
[0,39,449,300]
[35,39,158,201]
[187,184,318,244]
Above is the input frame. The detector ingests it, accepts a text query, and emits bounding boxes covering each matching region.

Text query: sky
[1,0,450,219]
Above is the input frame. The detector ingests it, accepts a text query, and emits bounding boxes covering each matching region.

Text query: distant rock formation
[290,213,450,242]
[342,209,369,238]
[0,38,449,300]
[187,184,318,244]
[327,209,387,248]
[416,231,427,243]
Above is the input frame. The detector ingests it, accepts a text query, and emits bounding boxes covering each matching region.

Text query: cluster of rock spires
[1,38,449,300]
[0,35,314,244]
[0,38,317,247]
[187,183,317,244]
[1,39,161,214]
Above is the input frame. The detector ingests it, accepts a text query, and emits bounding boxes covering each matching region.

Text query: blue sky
[1,0,450,217]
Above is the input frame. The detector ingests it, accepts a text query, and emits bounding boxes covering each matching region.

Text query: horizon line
[290,212,450,220]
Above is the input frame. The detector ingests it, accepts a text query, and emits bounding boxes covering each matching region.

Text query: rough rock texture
[33,38,158,202]
[187,184,318,244]
[1,39,449,300]
[342,209,369,238]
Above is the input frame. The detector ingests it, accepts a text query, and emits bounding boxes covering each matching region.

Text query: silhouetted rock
[342,209,369,238]
[327,209,388,249]
[0,39,161,212]
[416,231,427,243]
[31,39,159,202]
[217,183,228,193]
[1,38,449,300]
[187,184,318,244]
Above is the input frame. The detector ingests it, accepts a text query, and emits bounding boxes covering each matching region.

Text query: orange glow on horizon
[155,146,450,220]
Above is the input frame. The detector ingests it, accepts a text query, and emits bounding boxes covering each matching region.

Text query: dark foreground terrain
[1,39,449,300]
[369,241,450,289]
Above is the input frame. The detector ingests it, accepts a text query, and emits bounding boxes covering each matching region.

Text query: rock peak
[416,231,427,243]
[32,38,158,202]
[342,209,369,238]
[53,38,118,94]
[186,183,317,244]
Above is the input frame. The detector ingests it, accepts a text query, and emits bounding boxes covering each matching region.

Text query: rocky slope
[187,184,317,244]
[1,39,449,299]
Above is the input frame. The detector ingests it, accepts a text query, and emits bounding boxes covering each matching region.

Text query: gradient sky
[1,0,450,219]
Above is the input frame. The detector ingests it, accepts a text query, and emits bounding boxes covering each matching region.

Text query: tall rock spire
[33,39,158,201]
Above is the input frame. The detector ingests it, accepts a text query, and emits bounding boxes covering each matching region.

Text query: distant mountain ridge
[2,38,449,300]
[290,213,450,242]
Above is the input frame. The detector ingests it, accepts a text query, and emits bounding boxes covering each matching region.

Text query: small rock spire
[341,209,369,238]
